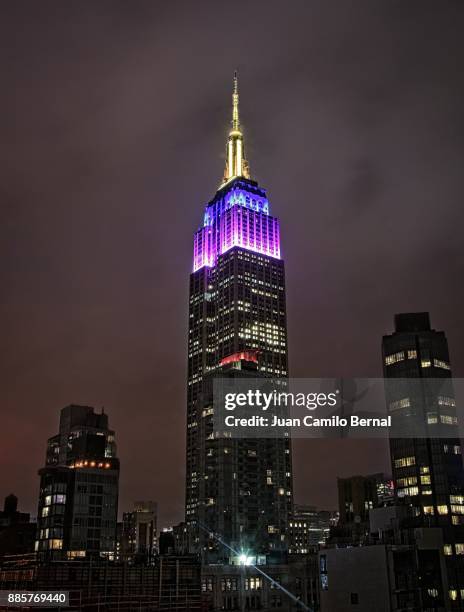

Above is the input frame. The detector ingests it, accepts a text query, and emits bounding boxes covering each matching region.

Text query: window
[350,593,359,605]
[437,505,449,515]
[440,415,457,425]
[202,578,213,592]
[394,456,415,468]
[397,476,417,486]
[455,544,464,555]
[407,350,417,359]
[397,486,419,498]
[385,351,405,366]
[421,359,431,368]
[389,398,411,412]
[434,359,451,370]
[245,578,261,591]
[443,544,452,555]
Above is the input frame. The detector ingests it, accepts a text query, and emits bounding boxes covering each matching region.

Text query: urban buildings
[337,473,393,525]
[118,501,158,563]
[185,74,292,562]
[202,557,319,612]
[383,313,464,607]
[317,313,464,611]
[288,505,335,554]
[319,528,447,612]
[333,473,393,544]
[35,404,119,560]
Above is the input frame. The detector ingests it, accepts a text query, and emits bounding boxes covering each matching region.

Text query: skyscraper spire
[222,71,250,185]
[232,70,239,131]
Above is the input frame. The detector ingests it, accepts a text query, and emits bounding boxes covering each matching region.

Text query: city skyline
[2,1,464,529]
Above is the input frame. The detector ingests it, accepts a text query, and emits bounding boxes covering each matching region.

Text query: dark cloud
[1,0,464,525]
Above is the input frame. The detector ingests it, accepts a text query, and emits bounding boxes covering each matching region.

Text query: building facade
[185,74,293,562]
[36,405,119,560]
[288,505,335,554]
[118,501,157,563]
[383,313,464,608]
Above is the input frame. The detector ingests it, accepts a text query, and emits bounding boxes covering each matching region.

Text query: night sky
[2,1,464,527]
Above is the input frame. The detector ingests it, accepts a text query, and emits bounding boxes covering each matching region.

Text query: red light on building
[219,351,259,367]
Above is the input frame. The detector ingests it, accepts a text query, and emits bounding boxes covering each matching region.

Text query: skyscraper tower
[36,405,119,560]
[383,313,464,607]
[186,74,292,563]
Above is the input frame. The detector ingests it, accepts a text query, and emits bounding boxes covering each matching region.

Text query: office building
[383,313,464,608]
[36,405,119,560]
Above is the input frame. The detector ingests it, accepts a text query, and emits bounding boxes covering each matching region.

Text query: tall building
[186,74,292,562]
[119,501,157,562]
[383,313,464,608]
[36,404,119,560]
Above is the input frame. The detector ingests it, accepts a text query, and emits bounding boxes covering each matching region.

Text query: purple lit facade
[193,179,281,272]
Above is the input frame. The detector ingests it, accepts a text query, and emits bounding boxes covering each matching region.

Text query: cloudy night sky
[2,1,464,526]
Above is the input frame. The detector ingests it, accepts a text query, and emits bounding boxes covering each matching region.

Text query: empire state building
[186,74,293,563]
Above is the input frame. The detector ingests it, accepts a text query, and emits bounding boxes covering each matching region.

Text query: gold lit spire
[222,71,250,186]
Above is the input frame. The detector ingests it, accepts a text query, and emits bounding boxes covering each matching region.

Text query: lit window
[385,351,405,366]
[407,350,417,359]
[394,456,416,468]
[443,544,452,555]
[397,486,419,498]
[389,398,411,412]
[423,506,434,515]
[438,396,456,407]
[455,544,464,555]
[440,415,457,425]
[421,360,431,368]
[437,505,448,515]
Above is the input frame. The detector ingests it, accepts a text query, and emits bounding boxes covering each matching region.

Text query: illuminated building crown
[192,73,281,272]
